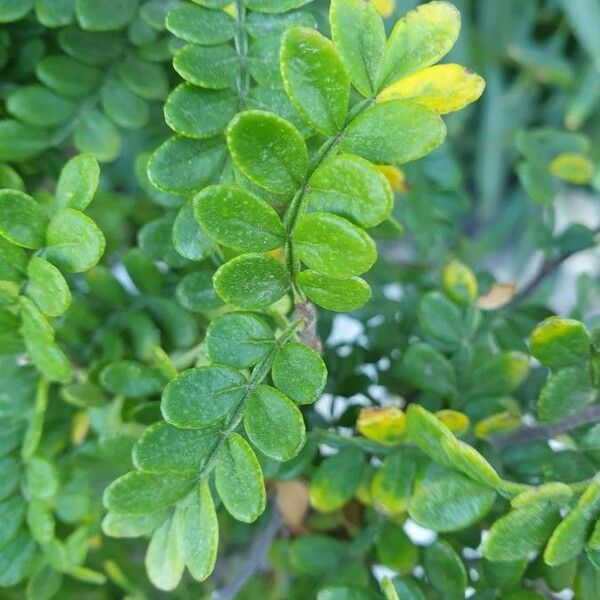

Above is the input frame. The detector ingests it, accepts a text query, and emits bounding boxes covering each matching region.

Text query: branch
[511,224,600,305]
[490,403,600,450]
[211,507,283,600]
[294,300,322,353]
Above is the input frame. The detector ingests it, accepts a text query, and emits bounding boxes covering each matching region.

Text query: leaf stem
[196,319,303,481]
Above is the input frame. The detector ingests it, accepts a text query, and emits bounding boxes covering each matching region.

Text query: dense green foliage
[1,0,600,598]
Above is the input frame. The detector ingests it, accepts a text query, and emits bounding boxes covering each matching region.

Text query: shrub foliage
[1,0,600,598]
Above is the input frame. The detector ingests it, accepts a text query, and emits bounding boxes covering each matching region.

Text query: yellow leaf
[378,64,486,114]
[548,152,594,185]
[72,411,90,445]
[222,3,236,18]
[357,407,406,445]
[474,411,521,438]
[377,165,409,192]
[373,0,395,18]
[435,409,470,436]
[442,259,478,304]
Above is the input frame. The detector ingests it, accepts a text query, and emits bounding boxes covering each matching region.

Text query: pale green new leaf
[145,516,184,591]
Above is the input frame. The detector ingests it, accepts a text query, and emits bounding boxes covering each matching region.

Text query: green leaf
[330,0,385,97]
[281,27,350,135]
[161,365,246,428]
[403,342,456,396]
[104,471,195,514]
[481,558,528,592]
[35,0,74,27]
[0,534,36,587]
[176,269,222,312]
[148,135,227,195]
[296,271,371,312]
[76,0,137,31]
[387,576,426,600]
[376,521,418,573]
[466,351,529,397]
[379,1,461,89]
[45,208,105,272]
[0,190,48,248]
[25,563,63,600]
[0,0,34,22]
[215,432,266,523]
[174,43,238,89]
[26,339,73,383]
[173,199,215,261]
[418,291,463,346]
[245,0,312,12]
[341,100,445,165]
[310,447,365,511]
[289,534,346,575]
[441,437,501,487]
[0,496,25,547]
[371,451,416,514]
[54,153,100,211]
[7,85,76,128]
[133,422,220,474]
[139,216,187,268]
[0,120,51,162]
[544,481,600,566]
[177,480,218,581]
[101,78,150,130]
[194,185,287,252]
[482,502,561,561]
[308,154,393,228]
[100,360,164,397]
[0,456,20,500]
[27,498,55,544]
[166,3,235,44]
[227,110,308,194]
[165,84,238,139]
[423,539,467,600]
[102,509,169,538]
[294,212,376,277]
[206,311,275,368]
[74,109,121,162]
[118,55,168,101]
[26,257,72,316]
[213,253,290,309]
[272,341,326,405]
[244,384,306,461]
[405,404,455,468]
[25,456,58,500]
[36,55,101,97]
[538,367,596,422]
[408,472,496,532]
[529,317,591,369]
[145,515,184,591]
[246,10,316,37]
[58,27,124,65]
[0,163,25,191]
